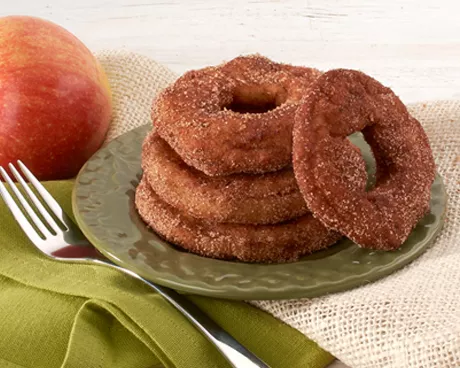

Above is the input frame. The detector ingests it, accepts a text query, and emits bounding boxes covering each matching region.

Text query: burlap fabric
[96,50,460,368]
[98,50,177,142]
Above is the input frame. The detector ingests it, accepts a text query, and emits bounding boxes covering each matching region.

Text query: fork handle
[96,259,270,368]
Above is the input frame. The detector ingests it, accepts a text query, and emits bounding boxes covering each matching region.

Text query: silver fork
[0,161,269,368]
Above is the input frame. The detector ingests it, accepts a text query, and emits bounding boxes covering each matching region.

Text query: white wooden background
[2,0,460,105]
[1,1,459,367]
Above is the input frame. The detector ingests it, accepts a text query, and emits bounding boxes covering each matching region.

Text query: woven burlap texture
[97,50,177,142]
[96,50,460,368]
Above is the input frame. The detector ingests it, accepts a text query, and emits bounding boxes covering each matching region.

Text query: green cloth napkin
[0,180,333,368]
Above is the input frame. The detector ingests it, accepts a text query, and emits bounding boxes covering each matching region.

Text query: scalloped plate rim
[72,124,447,300]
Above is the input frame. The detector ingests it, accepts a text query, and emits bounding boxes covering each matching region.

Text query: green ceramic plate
[72,124,447,300]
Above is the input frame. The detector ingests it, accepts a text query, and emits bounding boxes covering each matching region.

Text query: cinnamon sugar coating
[293,69,435,250]
[141,130,307,224]
[152,55,321,176]
[135,178,342,263]
[142,130,368,225]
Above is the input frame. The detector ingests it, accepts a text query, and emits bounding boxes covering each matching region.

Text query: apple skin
[0,16,112,180]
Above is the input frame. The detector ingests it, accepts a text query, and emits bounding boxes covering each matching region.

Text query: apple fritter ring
[293,69,436,251]
[152,55,321,176]
[141,131,308,225]
[135,178,342,263]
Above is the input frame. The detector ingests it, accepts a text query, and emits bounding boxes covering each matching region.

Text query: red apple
[0,16,112,180]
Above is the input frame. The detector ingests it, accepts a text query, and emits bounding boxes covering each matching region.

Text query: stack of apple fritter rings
[135,55,368,263]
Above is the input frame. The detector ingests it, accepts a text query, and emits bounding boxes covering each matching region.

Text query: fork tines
[0,161,70,242]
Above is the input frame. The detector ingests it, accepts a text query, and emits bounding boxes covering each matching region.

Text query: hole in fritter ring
[224,84,288,114]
